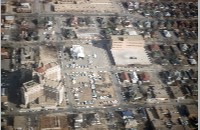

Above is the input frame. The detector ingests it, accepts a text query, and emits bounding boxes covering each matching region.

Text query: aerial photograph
[1,0,198,130]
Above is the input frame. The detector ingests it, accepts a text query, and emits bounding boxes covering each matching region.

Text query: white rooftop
[5,16,15,21]
[20,3,31,8]
[70,45,85,58]
[128,30,138,35]
[111,48,151,65]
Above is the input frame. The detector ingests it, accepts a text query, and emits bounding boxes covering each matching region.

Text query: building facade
[43,79,64,105]
[34,62,61,82]
[21,80,44,105]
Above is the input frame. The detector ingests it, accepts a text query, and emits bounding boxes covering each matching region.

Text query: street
[2,99,197,117]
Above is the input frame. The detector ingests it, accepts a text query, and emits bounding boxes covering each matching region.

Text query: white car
[163,30,171,38]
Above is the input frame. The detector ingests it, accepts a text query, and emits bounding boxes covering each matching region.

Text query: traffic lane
[3,99,196,117]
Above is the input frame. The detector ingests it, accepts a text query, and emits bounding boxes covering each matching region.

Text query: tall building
[20,45,64,107]
[45,63,61,81]
[43,79,64,105]
[21,65,64,106]
[34,62,61,82]
[21,80,44,105]
[21,61,64,107]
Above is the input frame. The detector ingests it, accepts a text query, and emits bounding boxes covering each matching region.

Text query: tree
[25,37,32,41]
[32,19,38,25]
[33,36,39,41]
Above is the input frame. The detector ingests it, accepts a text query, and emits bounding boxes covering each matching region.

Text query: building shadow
[92,40,115,65]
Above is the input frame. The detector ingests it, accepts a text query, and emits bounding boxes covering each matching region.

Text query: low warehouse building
[70,45,85,59]
[110,35,151,66]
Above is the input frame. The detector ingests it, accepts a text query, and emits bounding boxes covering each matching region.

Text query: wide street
[2,98,197,117]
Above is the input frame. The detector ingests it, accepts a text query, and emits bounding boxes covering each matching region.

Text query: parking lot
[62,44,111,69]
[58,41,120,108]
[64,71,119,108]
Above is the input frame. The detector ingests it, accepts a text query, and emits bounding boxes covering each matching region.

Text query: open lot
[59,42,119,108]
[111,48,151,65]
[66,71,119,108]
[62,43,111,70]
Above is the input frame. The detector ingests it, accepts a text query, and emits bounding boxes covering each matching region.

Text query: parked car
[163,30,172,38]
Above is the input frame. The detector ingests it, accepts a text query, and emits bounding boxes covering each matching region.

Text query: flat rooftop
[23,80,39,89]
[111,35,144,42]
[57,0,113,4]
[53,3,120,13]
[110,35,150,65]
[111,35,145,49]
[14,116,27,130]
[111,48,151,65]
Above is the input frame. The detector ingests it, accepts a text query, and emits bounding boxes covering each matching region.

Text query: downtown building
[21,62,64,107]
[21,80,44,105]
[110,35,151,66]
[43,79,64,105]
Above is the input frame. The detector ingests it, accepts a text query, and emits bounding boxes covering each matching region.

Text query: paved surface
[2,99,197,117]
